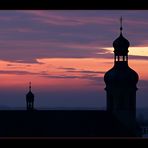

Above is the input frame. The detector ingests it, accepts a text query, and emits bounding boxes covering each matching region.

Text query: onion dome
[104,65,139,89]
[113,17,130,55]
[113,33,130,55]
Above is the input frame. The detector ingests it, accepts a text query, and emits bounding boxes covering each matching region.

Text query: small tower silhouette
[104,17,139,135]
[26,82,34,110]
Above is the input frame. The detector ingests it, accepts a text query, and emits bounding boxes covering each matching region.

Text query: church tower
[104,17,139,135]
[26,82,34,110]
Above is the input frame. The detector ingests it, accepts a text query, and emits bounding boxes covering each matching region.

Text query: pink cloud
[0,39,105,50]
[125,19,148,26]
[0,16,17,21]
[22,10,116,26]
[0,27,45,34]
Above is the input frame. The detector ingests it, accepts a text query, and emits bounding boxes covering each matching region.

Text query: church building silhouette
[0,18,142,137]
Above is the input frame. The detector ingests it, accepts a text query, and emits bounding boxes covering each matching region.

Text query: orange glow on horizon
[0,56,147,91]
[103,47,148,57]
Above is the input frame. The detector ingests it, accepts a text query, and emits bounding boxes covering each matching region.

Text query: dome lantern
[113,17,130,62]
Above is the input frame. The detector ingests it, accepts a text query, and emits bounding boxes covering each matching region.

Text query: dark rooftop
[0,110,138,137]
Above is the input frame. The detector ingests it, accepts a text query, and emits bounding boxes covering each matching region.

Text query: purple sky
[0,10,147,109]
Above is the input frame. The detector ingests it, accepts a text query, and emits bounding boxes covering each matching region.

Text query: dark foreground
[0,110,138,137]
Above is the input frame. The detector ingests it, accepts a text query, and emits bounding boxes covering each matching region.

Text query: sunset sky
[0,10,148,109]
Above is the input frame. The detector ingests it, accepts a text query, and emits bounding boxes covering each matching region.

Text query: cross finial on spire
[120,16,123,33]
[29,81,31,91]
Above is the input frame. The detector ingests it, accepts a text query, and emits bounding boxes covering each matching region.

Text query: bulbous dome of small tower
[26,91,34,99]
[26,82,34,99]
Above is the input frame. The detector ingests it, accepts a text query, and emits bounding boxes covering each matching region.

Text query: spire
[113,17,130,57]
[29,82,31,91]
[120,16,123,34]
